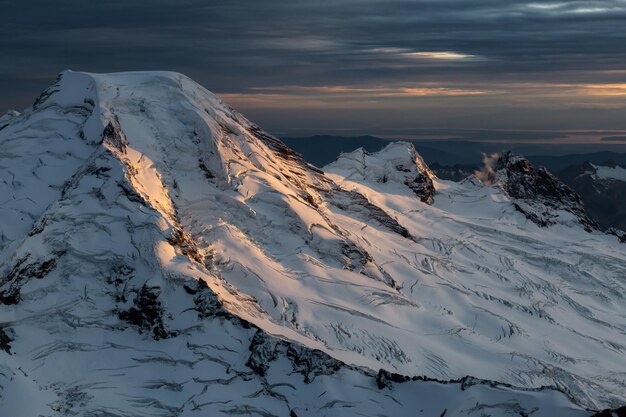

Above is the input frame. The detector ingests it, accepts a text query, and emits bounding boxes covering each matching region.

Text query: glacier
[0,70,625,416]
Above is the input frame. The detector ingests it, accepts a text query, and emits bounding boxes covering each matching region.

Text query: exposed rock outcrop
[479,152,597,230]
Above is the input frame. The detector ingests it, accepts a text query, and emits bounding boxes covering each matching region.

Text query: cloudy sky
[2,0,626,141]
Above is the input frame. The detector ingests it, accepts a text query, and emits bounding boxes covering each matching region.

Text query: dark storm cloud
[1,0,626,134]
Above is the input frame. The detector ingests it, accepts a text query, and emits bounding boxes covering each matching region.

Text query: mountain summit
[1,71,625,416]
[477,151,598,230]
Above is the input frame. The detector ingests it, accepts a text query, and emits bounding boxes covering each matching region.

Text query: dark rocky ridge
[0,253,63,305]
[557,161,626,233]
[486,152,598,231]
[590,406,626,417]
[118,285,176,340]
[0,327,12,354]
[404,169,435,204]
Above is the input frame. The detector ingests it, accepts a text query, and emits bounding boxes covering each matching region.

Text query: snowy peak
[478,151,597,230]
[0,70,416,344]
[1,71,626,415]
[74,70,328,191]
[325,141,436,203]
[557,160,626,237]
[587,161,626,182]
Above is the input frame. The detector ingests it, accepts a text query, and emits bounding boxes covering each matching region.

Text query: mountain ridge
[1,71,625,415]
[281,135,626,168]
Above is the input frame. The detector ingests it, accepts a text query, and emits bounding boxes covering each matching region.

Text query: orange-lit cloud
[249,85,486,97]
[219,84,487,108]
[577,83,626,96]
[218,81,626,110]
[493,82,626,99]
[366,47,480,61]
[403,51,476,60]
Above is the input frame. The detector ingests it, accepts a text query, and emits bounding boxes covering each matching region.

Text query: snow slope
[591,163,626,182]
[0,71,624,416]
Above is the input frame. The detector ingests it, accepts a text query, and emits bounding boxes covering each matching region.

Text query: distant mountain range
[557,161,626,232]
[282,135,626,233]
[282,135,456,166]
[281,135,626,170]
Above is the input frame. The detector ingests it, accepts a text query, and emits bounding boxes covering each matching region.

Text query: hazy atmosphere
[2,0,626,141]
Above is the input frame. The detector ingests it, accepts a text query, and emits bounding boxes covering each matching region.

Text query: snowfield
[0,71,624,416]
[591,163,626,182]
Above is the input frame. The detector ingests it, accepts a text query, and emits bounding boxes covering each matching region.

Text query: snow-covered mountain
[1,71,625,416]
[557,161,626,237]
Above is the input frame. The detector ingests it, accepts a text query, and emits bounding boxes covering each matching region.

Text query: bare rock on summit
[481,151,598,231]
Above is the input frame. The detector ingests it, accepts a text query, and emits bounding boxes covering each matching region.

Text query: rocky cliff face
[478,151,598,231]
[557,161,626,234]
[0,71,624,416]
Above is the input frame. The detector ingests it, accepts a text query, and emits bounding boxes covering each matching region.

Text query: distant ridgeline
[282,135,626,233]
